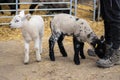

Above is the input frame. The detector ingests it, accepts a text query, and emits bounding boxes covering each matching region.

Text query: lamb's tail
[50,21,54,32]
[50,21,52,30]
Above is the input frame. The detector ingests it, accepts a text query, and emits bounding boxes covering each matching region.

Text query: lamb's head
[9,10,31,28]
[91,36,106,58]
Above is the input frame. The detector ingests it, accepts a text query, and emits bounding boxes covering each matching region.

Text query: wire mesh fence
[0,0,78,25]
[0,0,97,25]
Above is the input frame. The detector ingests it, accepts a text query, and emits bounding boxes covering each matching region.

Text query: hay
[0,4,104,41]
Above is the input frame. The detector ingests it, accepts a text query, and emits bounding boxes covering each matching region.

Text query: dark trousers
[100,0,120,49]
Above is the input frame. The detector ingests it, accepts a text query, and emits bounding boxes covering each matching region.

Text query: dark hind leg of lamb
[57,34,67,57]
[73,36,80,65]
[49,34,56,61]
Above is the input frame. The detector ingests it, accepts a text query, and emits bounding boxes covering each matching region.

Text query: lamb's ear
[25,14,31,20]
[19,10,25,17]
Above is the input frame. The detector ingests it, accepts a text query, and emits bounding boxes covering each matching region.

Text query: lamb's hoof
[81,56,86,59]
[74,59,80,65]
[24,59,29,64]
[24,62,29,65]
[75,61,80,65]
[36,59,41,62]
[49,55,55,61]
[50,58,55,61]
[36,56,41,62]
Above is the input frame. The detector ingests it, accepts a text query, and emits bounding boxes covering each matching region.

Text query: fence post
[75,0,77,16]
[16,0,18,14]
[70,0,73,15]
[93,0,96,21]
[97,0,100,21]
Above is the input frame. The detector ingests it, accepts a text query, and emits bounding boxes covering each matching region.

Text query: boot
[96,48,120,68]
[102,44,113,59]
[115,48,120,65]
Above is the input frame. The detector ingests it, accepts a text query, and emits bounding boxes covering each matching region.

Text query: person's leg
[104,22,112,45]
[96,23,120,68]
[96,0,120,68]
[111,23,120,64]
[111,23,120,49]
[103,22,113,58]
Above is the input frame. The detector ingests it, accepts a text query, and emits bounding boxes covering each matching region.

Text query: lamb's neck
[21,20,31,32]
[86,31,97,43]
[23,19,29,27]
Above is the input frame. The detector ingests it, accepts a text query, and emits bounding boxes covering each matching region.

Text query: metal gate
[78,0,98,21]
[0,0,77,25]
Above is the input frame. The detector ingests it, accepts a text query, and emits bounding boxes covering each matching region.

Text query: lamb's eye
[15,20,19,23]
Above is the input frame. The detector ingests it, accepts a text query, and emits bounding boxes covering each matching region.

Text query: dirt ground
[0,37,120,80]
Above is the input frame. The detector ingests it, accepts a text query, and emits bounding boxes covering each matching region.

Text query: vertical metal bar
[16,0,18,14]
[97,0,100,21]
[70,0,73,15]
[93,0,96,21]
[75,0,77,16]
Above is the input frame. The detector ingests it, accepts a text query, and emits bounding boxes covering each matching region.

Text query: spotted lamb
[49,13,105,65]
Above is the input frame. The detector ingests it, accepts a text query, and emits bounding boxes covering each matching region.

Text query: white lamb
[49,13,104,65]
[10,10,44,64]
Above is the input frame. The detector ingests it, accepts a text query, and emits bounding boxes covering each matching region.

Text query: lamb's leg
[79,42,86,59]
[57,34,67,57]
[24,41,30,64]
[73,36,80,65]
[39,36,42,54]
[34,38,41,62]
[49,34,56,61]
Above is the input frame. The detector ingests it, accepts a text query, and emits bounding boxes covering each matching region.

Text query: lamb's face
[94,37,106,58]
[94,41,106,58]
[10,15,23,28]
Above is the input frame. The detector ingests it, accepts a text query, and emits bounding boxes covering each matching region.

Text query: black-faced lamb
[88,36,106,58]
[49,13,105,65]
[9,10,44,64]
